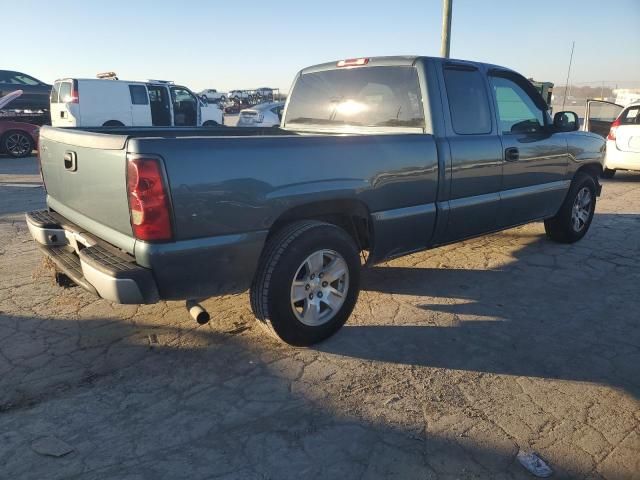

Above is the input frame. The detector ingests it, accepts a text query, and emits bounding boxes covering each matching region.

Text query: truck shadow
[0,311,536,479]
[0,215,637,478]
[318,213,640,399]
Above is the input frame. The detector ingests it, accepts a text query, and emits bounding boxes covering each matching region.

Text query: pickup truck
[27,56,606,346]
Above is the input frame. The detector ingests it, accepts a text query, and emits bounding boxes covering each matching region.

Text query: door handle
[505,147,519,162]
[64,151,77,172]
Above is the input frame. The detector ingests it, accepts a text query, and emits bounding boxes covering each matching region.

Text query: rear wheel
[2,130,34,158]
[250,220,360,346]
[202,120,219,127]
[602,168,616,179]
[102,120,124,127]
[544,172,597,243]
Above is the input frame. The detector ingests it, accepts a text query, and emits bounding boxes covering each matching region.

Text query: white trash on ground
[517,449,553,477]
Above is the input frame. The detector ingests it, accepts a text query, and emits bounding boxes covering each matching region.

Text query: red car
[0,120,39,158]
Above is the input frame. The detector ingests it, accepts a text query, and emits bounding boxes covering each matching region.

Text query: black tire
[102,120,124,127]
[602,168,616,179]
[202,120,219,127]
[250,220,361,346]
[544,172,597,243]
[2,130,34,158]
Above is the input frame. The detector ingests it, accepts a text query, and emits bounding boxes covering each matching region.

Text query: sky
[6,0,640,93]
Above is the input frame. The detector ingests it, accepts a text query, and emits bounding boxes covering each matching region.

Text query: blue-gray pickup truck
[28,56,605,346]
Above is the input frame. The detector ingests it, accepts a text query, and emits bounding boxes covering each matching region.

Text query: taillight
[126,157,173,241]
[69,80,79,103]
[337,58,369,68]
[607,118,620,141]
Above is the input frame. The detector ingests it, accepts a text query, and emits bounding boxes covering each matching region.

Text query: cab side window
[490,76,544,134]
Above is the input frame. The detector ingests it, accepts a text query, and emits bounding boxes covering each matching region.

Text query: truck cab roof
[299,55,517,76]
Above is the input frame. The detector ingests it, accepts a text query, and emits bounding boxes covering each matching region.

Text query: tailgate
[39,126,135,253]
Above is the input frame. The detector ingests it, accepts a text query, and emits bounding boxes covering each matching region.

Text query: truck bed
[37,124,440,300]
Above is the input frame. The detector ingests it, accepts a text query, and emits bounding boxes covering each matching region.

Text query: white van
[50,79,223,127]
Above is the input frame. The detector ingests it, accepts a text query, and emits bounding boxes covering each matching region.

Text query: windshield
[284,66,424,129]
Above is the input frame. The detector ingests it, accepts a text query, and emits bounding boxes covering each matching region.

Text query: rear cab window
[284,66,425,132]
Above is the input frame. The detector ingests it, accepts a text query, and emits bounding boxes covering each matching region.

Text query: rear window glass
[58,82,72,103]
[444,68,492,134]
[50,82,61,103]
[620,106,640,125]
[129,85,149,105]
[284,66,424,129]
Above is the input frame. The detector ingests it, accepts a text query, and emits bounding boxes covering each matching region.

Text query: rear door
[439,64,504,242]
[50,80,78,127]
[128,84,152,126]
[489,72,569,226]
[583,100,624,137]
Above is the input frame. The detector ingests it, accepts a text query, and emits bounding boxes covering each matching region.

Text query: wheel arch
[267,199,372,252]
[575,163,603,195]
[102,120,125,127]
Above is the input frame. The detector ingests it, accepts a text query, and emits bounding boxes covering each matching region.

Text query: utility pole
[561,41,575,110]
[441,0,453,58]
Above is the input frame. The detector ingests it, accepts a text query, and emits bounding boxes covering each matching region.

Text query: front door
[583,100,623,137]
[489,73,570,227]
[170,86,198,126]
[147,85,171,126]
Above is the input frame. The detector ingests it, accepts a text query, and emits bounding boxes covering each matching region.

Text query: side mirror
[200,95,208,105]
[553,111,579,132]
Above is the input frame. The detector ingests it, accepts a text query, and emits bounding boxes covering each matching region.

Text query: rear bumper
[26,210,159,304]
[26,209,268,304]
[605,141,640,171]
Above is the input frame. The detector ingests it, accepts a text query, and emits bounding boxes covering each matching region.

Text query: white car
[603,102,640,178]
[199,89,227,103]
[228,90,250,100]
[50,78,223,127]
[237,102,284,128]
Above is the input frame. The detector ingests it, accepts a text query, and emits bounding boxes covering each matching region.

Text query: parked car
[50,78,223,127]
[0,121,39,158]
[228,90,250,101]
[27,55,605,346]
[0,70,51,112]
[583,101,640,178]
[199,89,227,103]
[237,101,284,127]
[224,100,251,114]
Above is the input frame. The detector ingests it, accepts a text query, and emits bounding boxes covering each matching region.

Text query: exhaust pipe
[186,300,210,325]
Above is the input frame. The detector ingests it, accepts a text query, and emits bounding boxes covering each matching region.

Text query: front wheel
[544,172,597,243]
[202,120,219,127]
[250,221,360,346]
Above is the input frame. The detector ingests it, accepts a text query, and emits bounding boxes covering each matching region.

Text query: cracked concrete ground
[0,155,638,479]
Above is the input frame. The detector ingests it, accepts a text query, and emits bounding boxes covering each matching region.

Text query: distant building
[613,89,640,106]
